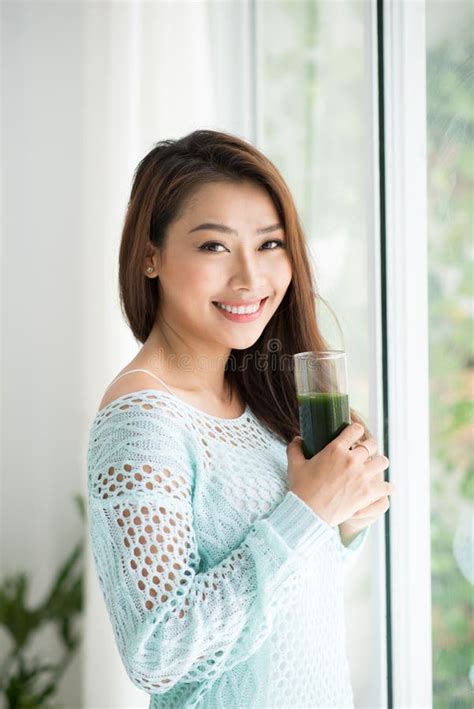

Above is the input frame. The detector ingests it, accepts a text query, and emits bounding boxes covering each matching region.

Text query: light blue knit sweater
[87,388,369,708]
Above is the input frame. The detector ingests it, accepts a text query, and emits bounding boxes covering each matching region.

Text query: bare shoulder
[97,368,171,412]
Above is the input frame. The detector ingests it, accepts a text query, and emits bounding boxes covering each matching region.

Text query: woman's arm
[87,405,335,696]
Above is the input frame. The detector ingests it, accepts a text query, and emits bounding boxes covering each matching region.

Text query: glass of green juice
[293,350,351,459]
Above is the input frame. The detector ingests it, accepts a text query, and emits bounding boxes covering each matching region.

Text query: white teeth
[215,301,261,315]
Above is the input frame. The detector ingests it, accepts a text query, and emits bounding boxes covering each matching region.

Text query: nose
[229,247,267,292]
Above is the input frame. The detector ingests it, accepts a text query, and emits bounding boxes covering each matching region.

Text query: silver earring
[146,266,153,273]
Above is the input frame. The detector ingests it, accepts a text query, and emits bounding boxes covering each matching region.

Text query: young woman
[87,129,393,708]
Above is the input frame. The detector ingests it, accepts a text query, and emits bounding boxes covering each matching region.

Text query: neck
[142,319,233,403]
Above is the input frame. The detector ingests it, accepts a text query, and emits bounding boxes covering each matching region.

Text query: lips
[212,297,268,321]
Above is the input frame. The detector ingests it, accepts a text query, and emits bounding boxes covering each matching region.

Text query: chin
[226,331,266,352]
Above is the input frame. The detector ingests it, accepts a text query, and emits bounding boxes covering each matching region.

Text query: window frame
[381,0,433,706]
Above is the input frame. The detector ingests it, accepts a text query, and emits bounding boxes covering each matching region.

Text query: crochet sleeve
[87,405,335,696]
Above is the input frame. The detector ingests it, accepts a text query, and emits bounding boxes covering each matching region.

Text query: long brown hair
[118,129,372,445]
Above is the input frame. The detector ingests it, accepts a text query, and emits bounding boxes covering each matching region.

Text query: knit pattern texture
[87,389,369,708]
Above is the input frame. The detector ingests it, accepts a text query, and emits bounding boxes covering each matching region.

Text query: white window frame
[383,0,433,707]
[251,0,433,705]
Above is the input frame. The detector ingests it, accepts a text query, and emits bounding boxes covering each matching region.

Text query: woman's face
[151,179,293,354]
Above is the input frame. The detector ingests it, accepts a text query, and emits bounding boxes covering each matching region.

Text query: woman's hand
[286,423,393,527]
[339,494,391,545]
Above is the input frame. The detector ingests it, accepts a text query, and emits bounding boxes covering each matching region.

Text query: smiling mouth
[212,297,268,319]
[212,297,267,309]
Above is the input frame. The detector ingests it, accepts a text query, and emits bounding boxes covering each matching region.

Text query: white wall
[2,2,86,705]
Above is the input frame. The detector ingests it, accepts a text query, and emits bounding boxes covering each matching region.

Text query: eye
[198,240,285,253]
[198,242,227,253]
[261,239,285,250]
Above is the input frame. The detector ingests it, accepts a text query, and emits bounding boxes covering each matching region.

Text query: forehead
[179,180,278,221]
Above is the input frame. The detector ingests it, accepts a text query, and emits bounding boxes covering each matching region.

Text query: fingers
[365,454,391,481]
[383,480,395,495]
[287,435,305,462]
[335,422,368,449]
[352,494,390,519]
[349,434,379,460]
[362,483,390,509]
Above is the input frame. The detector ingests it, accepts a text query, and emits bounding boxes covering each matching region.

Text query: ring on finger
[351,441,373,461]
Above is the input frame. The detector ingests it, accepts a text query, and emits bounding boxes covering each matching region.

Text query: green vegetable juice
[297,391,350,459]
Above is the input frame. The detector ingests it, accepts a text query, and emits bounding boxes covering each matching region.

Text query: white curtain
[1,0,254,706]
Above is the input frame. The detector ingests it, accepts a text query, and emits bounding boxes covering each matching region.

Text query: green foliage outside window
[427,20,474,708]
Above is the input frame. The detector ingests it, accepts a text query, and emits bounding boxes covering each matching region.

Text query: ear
[144,241,162,276]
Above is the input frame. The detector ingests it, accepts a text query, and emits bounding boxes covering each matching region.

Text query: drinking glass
[293,350,351,459]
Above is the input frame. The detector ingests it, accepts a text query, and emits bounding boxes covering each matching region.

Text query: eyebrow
[188,222,284,236]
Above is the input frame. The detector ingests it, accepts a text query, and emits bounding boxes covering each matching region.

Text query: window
[255,0,473,705]
[426,1,473,705]
[255,1,386,705]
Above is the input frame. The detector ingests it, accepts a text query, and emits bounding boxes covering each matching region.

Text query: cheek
[172,257,214,293]
[179,258,235,301]
[269,255,292,287]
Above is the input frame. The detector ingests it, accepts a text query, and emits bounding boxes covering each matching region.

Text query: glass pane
[256,1,381,706]
[426,1,474,706]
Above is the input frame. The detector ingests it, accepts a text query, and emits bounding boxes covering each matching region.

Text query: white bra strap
[103,368,175,395]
